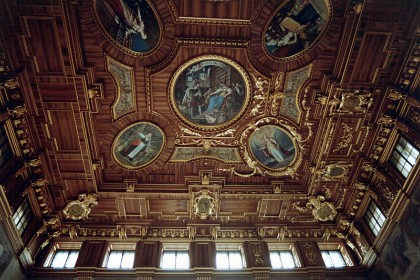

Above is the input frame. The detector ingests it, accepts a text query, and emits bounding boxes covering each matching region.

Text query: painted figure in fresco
[101,0,159,52]
[265,0,326,57]
[260,134,291,163]
[120,132,152,161]
[204,82,233,112]
[182,81,204,117]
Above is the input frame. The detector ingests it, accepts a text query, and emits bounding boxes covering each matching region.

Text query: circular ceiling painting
[94,0,161,54]
[249,125,296,170]
[112,122,165,169]
[264,0,330,59]
[170,55,250,130]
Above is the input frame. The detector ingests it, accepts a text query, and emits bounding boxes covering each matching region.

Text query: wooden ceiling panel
[47,110,79,152]
[260,199,282,217]
[122,198,147,216]
[171,0,260,20]
[148,199,189,215]
[220,199,259,215]
[350,33,390,84]
[38,83,77,102]
[23,17,65,74]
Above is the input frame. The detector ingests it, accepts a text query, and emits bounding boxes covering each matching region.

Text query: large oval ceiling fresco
[264,0,330,59]
[94,0,161,54]
[170,55,251,130]
[112,122,165,170]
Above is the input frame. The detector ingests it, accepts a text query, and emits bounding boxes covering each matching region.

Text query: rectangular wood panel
[48,110,79,152]
[351,33,388,83]
[39,83,77,102]
[25,17,65,74]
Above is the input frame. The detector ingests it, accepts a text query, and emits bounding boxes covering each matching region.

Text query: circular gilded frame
[169,55,251,131]
[92,0,163,56]
[248,124,297,171]
[112,122,166,170]
[262,0,332,61]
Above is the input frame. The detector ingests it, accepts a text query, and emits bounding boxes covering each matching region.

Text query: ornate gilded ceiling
[0,0,418,264]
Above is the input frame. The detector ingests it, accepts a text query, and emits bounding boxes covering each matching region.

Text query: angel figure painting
[113,122,165,169]
[249,125,296,169]
[172,58,248,128]
[264,0,330,58]
[95,0,160,53]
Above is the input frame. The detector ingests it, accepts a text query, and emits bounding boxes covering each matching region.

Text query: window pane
[216,252,229,269]
[51,251,69,268]
[65,251,79,268]
[175,252,189,269]
[270,252,282,268]
[280,251,295,268]
[161,251,176,269]
[390,136,419,178]
[321,251,333,268]
[365,201,386,236]
[330,251,345,267]
[121,251,135,268]
[228,252,243,269]
[322,251,346,268]
[107,251,123,268]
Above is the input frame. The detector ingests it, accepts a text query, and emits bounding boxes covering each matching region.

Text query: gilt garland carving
[250,74,269,116]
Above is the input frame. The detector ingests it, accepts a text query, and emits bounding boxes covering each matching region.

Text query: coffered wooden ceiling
[1,0,419,253]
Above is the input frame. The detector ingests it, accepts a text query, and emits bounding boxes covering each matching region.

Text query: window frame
[102,243,136,269]
[318,243,353,268]
[44,243,81,269]
[267,243,301,269]
[12,197,34,235]
[390,136,419,178]
[160,243,190,270]
[364,200,386,237]
[215,243,246,270]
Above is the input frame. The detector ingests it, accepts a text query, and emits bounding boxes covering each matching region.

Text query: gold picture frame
[112,122,165,170]
[92,0,163,56]
[169,55,251,131]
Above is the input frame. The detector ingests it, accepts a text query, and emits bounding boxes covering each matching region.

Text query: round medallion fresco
[264,0,330,59]
[170,55,250,130]
[94,0,161,54]
[112,122,165,169]
[249,125,296,170]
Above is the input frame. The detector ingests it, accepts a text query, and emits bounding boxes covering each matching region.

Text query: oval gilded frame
[169,55,251,131]
[248,124,297,171]
[92,0,163,56]
[112,122,166,170]
[262,0,332,61]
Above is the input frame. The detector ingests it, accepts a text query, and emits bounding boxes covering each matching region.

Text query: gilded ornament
[192,189,218,220]
[306,195,337,222]
[333,123,353,152]
[63,193,98,220]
